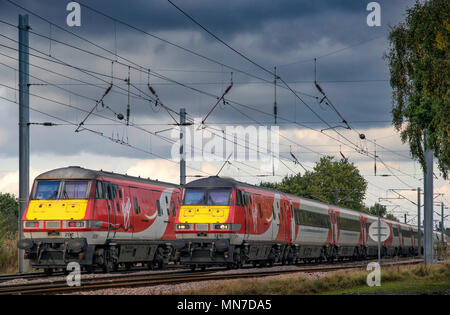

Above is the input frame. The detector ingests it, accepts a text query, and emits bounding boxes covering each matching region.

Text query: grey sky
[0,0,448,224]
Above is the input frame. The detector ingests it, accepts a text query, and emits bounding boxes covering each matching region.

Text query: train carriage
[17,166,182,273]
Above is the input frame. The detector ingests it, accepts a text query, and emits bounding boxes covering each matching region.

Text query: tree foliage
[386,0,449,178]
[260,156,368,211]
[367,202,400,222]
[0,193,19,234]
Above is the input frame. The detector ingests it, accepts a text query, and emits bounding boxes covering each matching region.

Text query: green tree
[366,202,400,222]
[261,156,368,211]
[386,0,449,178]
[0,193,19,234]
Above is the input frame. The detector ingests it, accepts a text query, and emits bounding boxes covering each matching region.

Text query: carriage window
[157,200,162,216]
[337,216,360,232]
[393,227,398,236]
[116,202,121,213]
[294,208,330,228]
[171,201,176,217]
[34,181,60,199]
[133,197,139,214]
[258,204,262,218]
[62,181,89,199]
[118,189,122,199]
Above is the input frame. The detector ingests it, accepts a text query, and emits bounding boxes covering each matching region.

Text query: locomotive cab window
[183,189,205,205]
[33,181,60,199]
[95,181,104,199]
[183,188,232,205]
[62,181,90,199]
[99,182,117,200]
[235,190,243,206]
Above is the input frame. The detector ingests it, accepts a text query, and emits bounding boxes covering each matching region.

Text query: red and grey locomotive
[17,166,182,273]
[174,176,430,269]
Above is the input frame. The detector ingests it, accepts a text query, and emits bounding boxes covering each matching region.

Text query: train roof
[186,176,419,230]
[184,176,245,189]
[35,166,180,188]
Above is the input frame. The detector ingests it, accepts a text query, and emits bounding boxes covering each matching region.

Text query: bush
[0,232,18,274]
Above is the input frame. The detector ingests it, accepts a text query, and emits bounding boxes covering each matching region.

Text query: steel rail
[0,259,422,295]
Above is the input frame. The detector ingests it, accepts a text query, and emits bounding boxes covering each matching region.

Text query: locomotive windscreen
[183,188,231,205]
[62,181,89,199]
[34,181,60,199]
[32,180,90,200]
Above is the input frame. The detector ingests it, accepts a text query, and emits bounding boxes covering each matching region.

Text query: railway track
[0,258,422,295]
[0,263,187,284]
[0,271,63,283]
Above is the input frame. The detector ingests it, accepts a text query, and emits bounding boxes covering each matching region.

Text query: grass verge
[177,261,450,295]
[0,232,18,274]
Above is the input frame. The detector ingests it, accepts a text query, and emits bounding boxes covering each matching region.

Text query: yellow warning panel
[179,205,230,223]
[25,199,88,221]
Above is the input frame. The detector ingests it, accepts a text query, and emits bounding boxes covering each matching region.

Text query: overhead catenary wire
[2,56,275,178]
[161,3,384,160]
[0,5,428,190]
[0,94,213,176]
[0,42,297,178]
[0,18,399,172]
[1,2,316,99]
[161,3,424,187]
[2,33,416,187]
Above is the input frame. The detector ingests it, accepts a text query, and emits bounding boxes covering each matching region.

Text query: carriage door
[245,191,252,238]
[241,191,250,239]
[105,182,117,240]
[329,209,337,245]
[360,215,366,246]
[272,194,281,240]
[130,187,141,239]
[289,200,295,243]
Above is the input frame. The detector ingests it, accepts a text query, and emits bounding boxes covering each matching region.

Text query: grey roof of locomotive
[185,176,419,231]
[36,166,180,189]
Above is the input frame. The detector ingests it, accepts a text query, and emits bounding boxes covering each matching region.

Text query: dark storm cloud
[0,0,417,160]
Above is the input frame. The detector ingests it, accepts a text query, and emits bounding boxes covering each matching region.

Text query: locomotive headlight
[177,224,191,230]
[24,221,41,228]
[66,221,86,228]
[215,224,230,230]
